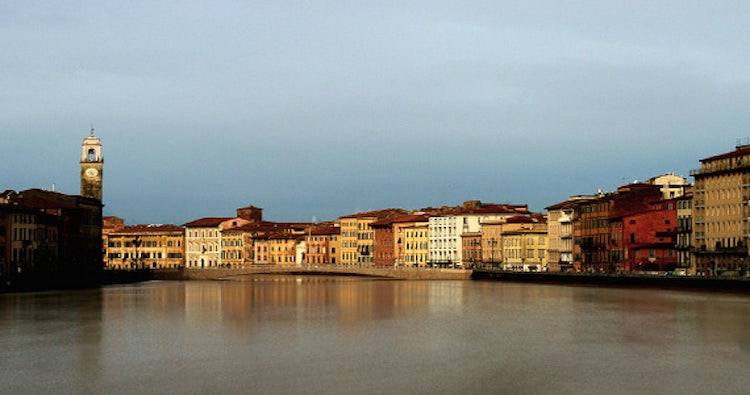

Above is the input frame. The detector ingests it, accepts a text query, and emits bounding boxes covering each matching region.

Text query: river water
[1,276,749,394]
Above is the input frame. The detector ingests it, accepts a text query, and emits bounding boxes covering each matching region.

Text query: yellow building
[265,233,300,265]
[339,218,358,265]
[339,209,406,266]
[391,214,429,266]
[403,222,429,267]
[221,227,245,268]
[502,225,548,272]
[106,224,184,269]
[481,216,542,265]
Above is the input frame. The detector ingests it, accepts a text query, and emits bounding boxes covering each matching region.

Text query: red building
[620,199,678,272]
[371,217,397,267]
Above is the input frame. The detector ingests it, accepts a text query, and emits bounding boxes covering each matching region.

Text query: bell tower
[80,128,103,201]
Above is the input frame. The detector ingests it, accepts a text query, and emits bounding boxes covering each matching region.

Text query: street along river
[1,276,749,394]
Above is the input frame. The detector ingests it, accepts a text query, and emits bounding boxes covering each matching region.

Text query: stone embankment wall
[152,266,472,281]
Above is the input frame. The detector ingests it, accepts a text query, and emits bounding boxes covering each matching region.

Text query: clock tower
[80,129,103,201]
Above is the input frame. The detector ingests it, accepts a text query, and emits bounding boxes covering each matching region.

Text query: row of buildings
[4,132,750,279]
[101,177,687,273]
[101,141,750,276]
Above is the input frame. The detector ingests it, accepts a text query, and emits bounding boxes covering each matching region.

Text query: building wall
[461,232,481,266]
[107,227,184,269]
[691,146,750,274]
[574,198,613,272]
[186,226,222,268]
[221,230,244,268]
[676,195,693,272]
[268,237,298,265]
[621,201,678,271]
[373,225,395,266]
[340,219,357,265]
[356,218,375,264]
[481,222,503,264]
[502,229,547,271]
[254,239,269,264]
[403,223,428,267]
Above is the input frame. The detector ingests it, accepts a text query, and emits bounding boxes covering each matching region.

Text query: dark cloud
[2,1,750,224]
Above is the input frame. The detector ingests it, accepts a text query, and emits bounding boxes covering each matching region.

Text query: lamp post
[132,235,142,270]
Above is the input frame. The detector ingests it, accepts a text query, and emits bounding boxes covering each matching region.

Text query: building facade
[106,224,184,269]
[502,226,548,272]
[403,222,429,267]
[690,143,750,275]
[429,201,530,268]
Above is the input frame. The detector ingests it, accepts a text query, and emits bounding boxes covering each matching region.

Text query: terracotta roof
[505,215,535,224]
[182,217,233,227]
[371,213,430,227]
[111,224,184,234]
[253,231,303,240]
[339,208,407,219]
[13,189,80,209]
[700,145,750,162]
[225,220,311,233]
[309,226,341,236]
[435,204,529,216]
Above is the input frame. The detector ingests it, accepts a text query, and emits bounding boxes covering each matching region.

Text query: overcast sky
[3,1,749,224]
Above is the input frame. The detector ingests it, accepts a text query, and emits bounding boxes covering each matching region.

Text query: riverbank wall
[471,269,750,293]
[152,266,472,281]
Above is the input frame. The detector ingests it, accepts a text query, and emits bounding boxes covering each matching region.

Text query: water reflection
[1,279,750,394]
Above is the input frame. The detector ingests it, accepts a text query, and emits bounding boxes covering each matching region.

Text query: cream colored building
[690,143,750,275]
[648,173,689,200]
[545,199,583,272]
[184,217,250,268]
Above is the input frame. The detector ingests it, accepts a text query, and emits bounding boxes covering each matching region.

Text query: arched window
[87,148,97,161]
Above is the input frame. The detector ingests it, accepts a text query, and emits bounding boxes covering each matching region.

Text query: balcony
[690,159,750,176]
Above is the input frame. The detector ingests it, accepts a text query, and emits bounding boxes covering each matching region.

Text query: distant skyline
[3,1,750,224]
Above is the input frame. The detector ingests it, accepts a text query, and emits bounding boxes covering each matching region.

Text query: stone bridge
[151,265,472,281]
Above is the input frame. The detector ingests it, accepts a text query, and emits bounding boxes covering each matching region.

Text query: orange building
[304,225,340,265]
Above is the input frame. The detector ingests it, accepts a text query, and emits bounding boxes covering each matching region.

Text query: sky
[3,1,750,225]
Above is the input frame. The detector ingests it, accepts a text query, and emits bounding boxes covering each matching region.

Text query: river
[1,276,749,394]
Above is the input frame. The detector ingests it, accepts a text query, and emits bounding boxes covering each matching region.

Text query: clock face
[85,168,99,178]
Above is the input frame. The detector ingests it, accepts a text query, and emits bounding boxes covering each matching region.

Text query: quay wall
[151,266,472,281]
[471,269,750,293]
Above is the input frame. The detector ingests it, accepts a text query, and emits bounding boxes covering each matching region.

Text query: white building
[428,201,530,268]
[183,217,250,268]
